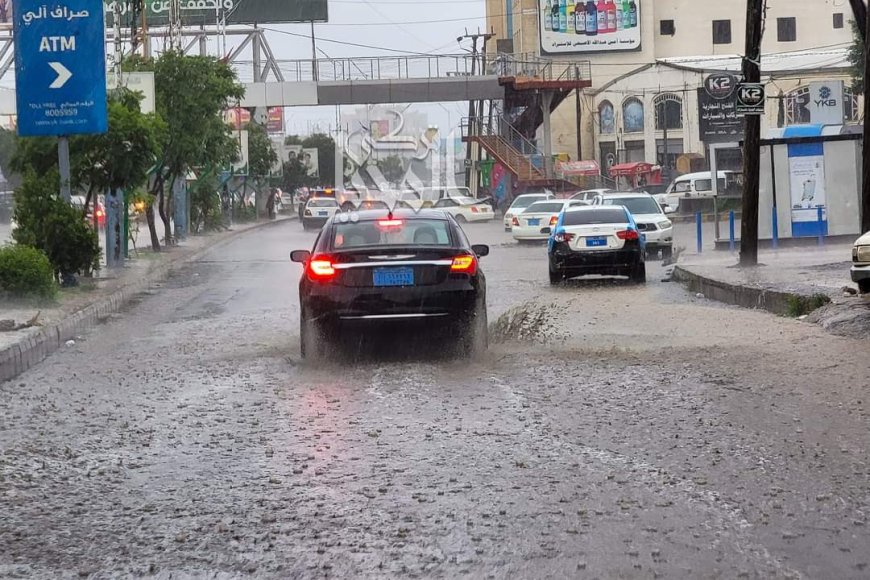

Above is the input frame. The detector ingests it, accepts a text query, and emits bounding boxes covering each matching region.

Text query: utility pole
[575,65,582,160]
[863,2,870,233]
[459,29,495,192]
[310,21,318,81]
[739,0,764,267]
[850,0,866,41]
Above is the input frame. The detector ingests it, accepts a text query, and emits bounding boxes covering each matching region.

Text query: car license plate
[527,218,540,226]
[318,211,328,216]
[373,267,414,287]
[586,237,607,247]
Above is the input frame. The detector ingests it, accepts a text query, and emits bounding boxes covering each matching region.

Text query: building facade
[486,0,858,179]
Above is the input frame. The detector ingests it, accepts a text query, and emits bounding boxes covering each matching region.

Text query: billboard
[287,145,319,177]
[698,74,742,143]
[266,107,284,134]
[104,0,327,27]
[540,0,641,55]
[0,0,12,29]
[806,81,844,125]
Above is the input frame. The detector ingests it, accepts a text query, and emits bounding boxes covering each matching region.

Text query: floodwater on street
[1,219,869,579]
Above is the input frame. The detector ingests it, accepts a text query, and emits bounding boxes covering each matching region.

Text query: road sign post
[57,136,71,201]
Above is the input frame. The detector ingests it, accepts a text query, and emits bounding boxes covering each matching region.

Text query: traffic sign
[13,0,108,137]
[736,82,765,115]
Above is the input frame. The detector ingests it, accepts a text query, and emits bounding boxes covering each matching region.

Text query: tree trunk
[739,0,764,267]
[850,0,866,41]
[158,176,172,246]
[146,203,161,251]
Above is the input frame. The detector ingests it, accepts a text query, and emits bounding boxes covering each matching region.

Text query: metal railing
[461,116,545,173]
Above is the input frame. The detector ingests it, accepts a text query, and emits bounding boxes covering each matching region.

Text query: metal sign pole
[58,136,71,202]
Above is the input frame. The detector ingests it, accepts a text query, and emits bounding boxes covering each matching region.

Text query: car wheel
[455,214,467,224]
[661,246,673,261]
[859,279,870,294]
[461,305,488,357]
[300,314,328,360]
[630,262,647,284]
[549,268,563,285]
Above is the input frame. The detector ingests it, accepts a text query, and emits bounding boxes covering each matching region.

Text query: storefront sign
[539,0,641,55]
[698,88,743,143]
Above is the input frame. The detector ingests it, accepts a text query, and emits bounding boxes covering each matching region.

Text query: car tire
[859,279,870,294]
[461,305,488,357]
[630,262,647,284]
[300,314,328,360]
[549,268,563,285]
[661,246,673,261]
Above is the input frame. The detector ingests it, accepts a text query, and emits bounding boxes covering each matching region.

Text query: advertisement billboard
[0,0,12,29]
[104,0,327,27]
[287,145,319,177]
[267,107,284,134]
[540,0,641,55]
[698,74,742,143]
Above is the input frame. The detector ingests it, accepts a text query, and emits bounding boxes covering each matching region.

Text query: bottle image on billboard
[574,0,585,34]
[596,0,607,34]
[544,0,552,31]
[615,0,623,30]
[585,0,597,35]
[560,0,568,32]
[605,0,616,32]
[628,0,637,28]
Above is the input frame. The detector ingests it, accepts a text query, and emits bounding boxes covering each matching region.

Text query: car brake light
[512,217,520,226]
[450,254,477,276]
[96,210,104,217]
[549,215,558,226]
[377,219,403,227]
[471,206,479,213]
[617,229,640,240]
[307,256,336,281]
[554,232,575,243]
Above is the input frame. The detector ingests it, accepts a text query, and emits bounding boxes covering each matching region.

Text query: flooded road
[2,220,869,579]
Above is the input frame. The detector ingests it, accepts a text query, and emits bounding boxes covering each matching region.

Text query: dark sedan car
[291,209,489,359]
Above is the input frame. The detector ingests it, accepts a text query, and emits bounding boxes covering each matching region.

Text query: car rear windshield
[332,219,452,249]
[511,196,546,209]
[526,202,566,213]
[602,196,660,215]
[563,208,628,226]
[308,199,338,208]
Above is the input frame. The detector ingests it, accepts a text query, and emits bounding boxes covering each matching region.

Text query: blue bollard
[696,212,703,254]
[772,209,779,250]
[817,206,824,246]
[728,210,735,253]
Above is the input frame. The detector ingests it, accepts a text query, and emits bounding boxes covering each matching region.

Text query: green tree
[146,51,243,249]
[376,155,406,187]
[301,133,336,187]
[246,122,278,184]
[849,19,865,94]
[280,158,316,193]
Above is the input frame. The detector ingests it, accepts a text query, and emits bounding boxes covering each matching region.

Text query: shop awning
[557,160,600,177]
[609,162,655,177]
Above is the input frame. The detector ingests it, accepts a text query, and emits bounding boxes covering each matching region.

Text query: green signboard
[104,0,328,26]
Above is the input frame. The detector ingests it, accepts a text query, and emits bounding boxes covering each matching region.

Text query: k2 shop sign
[736,83,765,115]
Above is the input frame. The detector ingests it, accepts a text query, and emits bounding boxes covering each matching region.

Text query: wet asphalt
[1,219,869,579]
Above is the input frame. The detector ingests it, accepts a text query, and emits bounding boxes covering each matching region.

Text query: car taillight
[617,229,640,240]
[307,255,336,281]
[554,232,575,243]
[450,254,478,276]
[377,219,404,229]
[96,210,104,218]
[471,206,479,213]
[512,217,520,226]
[549,215,558,226]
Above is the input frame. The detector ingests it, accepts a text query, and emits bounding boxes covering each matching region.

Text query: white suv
[592,193,674,260]
[851,231,870,294]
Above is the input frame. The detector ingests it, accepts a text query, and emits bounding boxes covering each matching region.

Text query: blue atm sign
[13,0,108,136]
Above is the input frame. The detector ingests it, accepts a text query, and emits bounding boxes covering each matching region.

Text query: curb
[0,217,293,383]
[672,265,811,316]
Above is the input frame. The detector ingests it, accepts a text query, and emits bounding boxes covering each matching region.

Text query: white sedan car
[511,199,587,241]
[432,196,494,223]
[591,193,674,260]
[503,192,554,230]
[851,231,870,294]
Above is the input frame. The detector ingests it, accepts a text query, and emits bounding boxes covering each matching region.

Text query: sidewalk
[672,242,857,316]
[0,216,293,382]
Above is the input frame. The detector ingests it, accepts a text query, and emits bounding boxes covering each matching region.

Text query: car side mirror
[471,244,490,257]
[541,227,552,235]
[290,250,311,263]
[663,205,676,214]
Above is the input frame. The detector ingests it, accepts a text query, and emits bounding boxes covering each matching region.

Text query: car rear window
[602,196,660,215]
[563,208,628,226]
[511,196,546,209]
[332,219,452,249]
[308,199,338,208]
[526,202,566,213]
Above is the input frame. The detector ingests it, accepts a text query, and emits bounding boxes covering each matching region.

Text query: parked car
[591,192,674,260]
[546,205,646,285]
[511,199,587,242]
[290,208,489,359]
[503,192,555,230]
[657,171,735,211]
[432,196,494,223]
[71,195,106,227]
[302,198,340,231]
[851,231,870,294]
[570,188,615,202]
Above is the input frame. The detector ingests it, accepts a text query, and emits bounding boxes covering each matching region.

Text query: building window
[660,20,675,36]
[654,93,683,130]
[598,101,615,134]
[622,98,645,133]
[833,13,844,29]
[712,20,731,44]
[777,17,796,42]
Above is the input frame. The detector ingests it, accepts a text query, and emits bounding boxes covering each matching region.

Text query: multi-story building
[486,0,858,180]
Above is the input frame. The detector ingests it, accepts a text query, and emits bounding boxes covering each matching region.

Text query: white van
[657,171,733,210]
